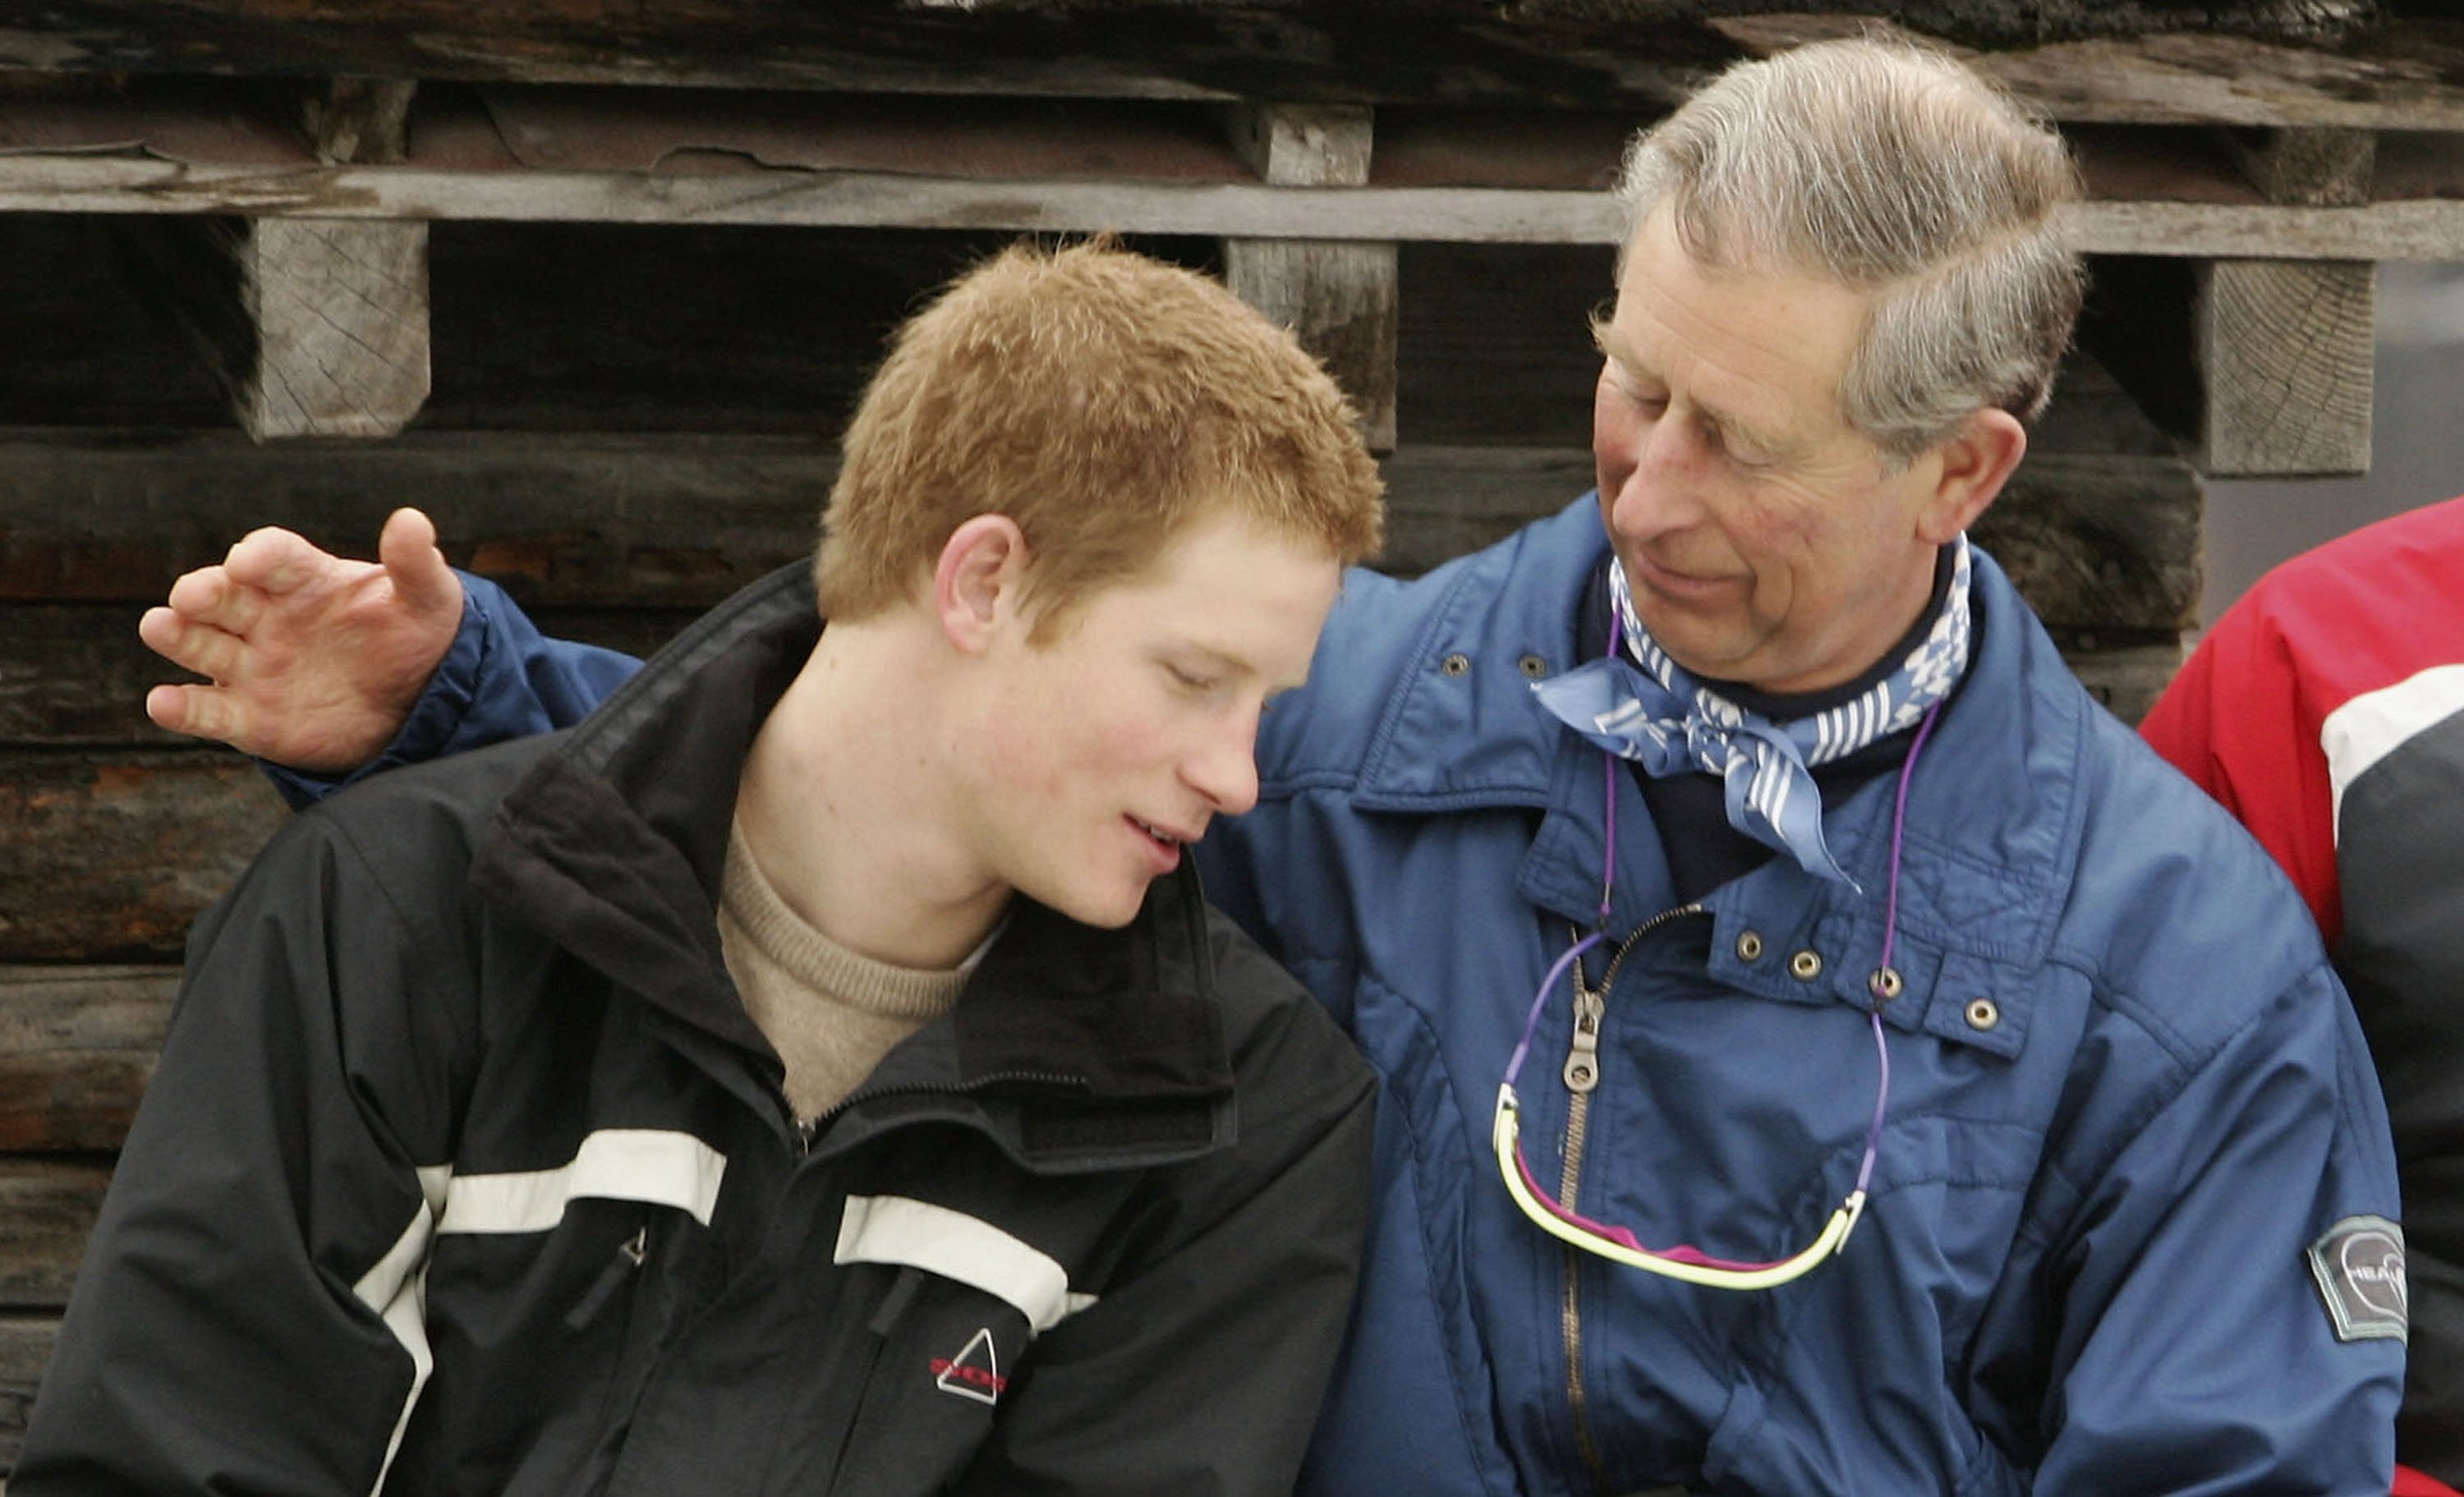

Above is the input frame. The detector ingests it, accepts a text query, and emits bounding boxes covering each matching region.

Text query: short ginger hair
[816,240,1385,634]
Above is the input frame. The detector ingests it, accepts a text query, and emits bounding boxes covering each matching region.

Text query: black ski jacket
[15,564,1376,1497]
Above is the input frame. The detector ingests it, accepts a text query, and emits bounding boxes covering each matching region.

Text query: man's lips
[1626,552,1741,599]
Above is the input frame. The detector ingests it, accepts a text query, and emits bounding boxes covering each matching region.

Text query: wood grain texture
[0,752,287,962]
[0,5,2445,117]
[0,1160,109,1309]
[241,218,432,438]
[0,1312,55,1478]
[2197,258,2375,475]
[0,967,177,1152]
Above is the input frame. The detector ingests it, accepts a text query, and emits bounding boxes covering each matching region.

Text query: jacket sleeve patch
[2306,1215,2408,1343]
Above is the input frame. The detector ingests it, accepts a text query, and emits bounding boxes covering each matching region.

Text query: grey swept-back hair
[1614,35,2085,461]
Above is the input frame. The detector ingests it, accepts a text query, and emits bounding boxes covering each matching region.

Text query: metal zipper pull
[565,1224,650,1330]
[1562,980,1605,1093]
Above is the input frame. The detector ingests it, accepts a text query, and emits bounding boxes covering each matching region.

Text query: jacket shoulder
[281,734,563,924]
[1201,904,1375,1116]
[2064,703,2332,1041]
[1256,496,1607,792]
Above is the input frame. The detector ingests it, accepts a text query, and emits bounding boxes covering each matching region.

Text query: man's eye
[1709,424,1772,470]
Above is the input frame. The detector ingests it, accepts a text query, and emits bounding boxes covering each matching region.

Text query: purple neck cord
[1507,609,1950,1205]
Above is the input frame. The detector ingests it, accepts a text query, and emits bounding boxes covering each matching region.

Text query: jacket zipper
[1557,903,1704,1495]
[566,1224,650,1332]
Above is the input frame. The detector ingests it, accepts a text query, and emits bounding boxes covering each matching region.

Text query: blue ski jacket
[318,496,2407,1495]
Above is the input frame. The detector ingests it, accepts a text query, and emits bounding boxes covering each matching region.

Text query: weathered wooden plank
[0,606,167,745]
[0,429,832,607]
[2188,122,2378,477]
[0,752,287,962]
[2,153,2460,259]
[2197,258,2375,475]
[6,74,2464,258]
[0,1159,108,1310]
[1225,102,1375,188]
[0,967,174,1153]
[1976,452,2204,631]
[303,76,416,165]
[0,406,2182,589]
[1,1312,56,1478]
[108,215,433,439]
[1222,103,1398,451]
[4,3,2456,117]
[2216,125,2375,209]
[239,217,432,438]
[1224,103,1399,448]
[0,604,696,746]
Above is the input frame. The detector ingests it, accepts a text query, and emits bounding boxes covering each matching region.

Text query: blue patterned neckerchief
[1530,537,1974,888]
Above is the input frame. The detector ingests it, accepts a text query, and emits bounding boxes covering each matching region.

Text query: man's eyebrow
[1590,319,1798,461]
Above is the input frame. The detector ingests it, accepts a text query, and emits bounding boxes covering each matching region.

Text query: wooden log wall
[13,4,2439,1469]
[0,209,2201,1469]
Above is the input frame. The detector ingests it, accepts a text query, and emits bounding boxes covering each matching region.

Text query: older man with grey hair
[138,36,2406,1496]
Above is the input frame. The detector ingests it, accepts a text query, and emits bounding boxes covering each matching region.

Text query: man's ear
[932,515,1031,653]
[1916,407,2027,544]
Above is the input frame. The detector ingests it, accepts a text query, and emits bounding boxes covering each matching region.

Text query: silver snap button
[1869,967,1904,1002]
[1440,653,1471,677]
[1965,997,2001,1031]
[1518,654,1550,679]
[1735,930,1764,962]
[1788,949,1823,980]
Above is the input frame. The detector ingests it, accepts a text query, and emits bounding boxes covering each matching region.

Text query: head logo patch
[2306,1215,2407,1344]
[931,1326,1007,1405]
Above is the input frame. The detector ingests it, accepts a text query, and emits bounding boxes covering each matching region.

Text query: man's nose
[1607,419,1708,538]
[1184,715,1262,818]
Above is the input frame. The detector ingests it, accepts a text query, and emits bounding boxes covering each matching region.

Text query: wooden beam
[1222,104,1398,450]
[2,1312,57,1477]
[0,424,2196,622]
[0,1161,110,1310]
[0,429,832,608]
[2216,125,2375,208]
[0,752,286,963]
[108,216,432,439]
[2190,122,2376,475]
[0,967,177,1152]
[242,218,431,438]
[302,76,416,165]
[1977,453,2204,631]
[2195,256,2375,475]
[8,5,2464,125]
[11,154,2464,259]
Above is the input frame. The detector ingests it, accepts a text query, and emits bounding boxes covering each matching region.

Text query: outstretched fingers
[145,682,254,750]
[138,604,248,682]
[220,526,332,596]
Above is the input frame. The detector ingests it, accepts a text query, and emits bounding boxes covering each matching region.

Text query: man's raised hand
[140,507,464,773]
